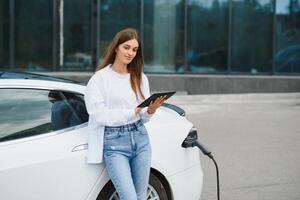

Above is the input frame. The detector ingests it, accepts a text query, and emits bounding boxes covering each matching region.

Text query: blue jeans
[103,120,152,200]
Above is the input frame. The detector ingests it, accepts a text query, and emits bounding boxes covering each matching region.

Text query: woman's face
[115,39,139,65]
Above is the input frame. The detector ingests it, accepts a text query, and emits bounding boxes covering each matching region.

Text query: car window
[0,89,88,143]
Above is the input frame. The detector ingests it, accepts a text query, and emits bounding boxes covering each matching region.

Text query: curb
[167,93,300,105]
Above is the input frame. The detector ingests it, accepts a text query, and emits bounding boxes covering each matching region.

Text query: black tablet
[137,91,176,108]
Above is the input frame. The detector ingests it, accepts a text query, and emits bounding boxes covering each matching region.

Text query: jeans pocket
[104,131,121,140]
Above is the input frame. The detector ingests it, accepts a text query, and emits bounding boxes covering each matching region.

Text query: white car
[0,72,203,200]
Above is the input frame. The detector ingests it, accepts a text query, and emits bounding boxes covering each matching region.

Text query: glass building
[0,0,299,74]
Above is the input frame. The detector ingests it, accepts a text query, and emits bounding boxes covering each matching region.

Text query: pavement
[168,93,300,200]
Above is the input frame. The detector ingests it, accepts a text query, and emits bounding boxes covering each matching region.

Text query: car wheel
[97,172,169,200]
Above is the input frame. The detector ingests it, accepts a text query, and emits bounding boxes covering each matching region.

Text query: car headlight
[181,127,198,148]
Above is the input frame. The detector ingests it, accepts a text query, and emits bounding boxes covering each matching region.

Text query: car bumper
[166,163,203,200]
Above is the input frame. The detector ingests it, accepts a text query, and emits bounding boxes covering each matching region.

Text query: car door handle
[72,143,88,152]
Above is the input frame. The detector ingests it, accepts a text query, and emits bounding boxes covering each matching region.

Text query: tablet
[137,91,176,108]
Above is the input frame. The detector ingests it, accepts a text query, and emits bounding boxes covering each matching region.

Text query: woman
[84,28,165,200]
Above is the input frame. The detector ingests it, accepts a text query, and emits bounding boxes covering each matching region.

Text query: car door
[0,88,105,200]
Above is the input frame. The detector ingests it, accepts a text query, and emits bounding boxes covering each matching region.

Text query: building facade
[0,0,300,75]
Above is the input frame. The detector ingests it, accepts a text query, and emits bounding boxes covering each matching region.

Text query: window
[144,0,184,73]
[231,0,274,74]
[0,89,88,143]
[274,0,300,73]
[62,0,92,71]
[187,0,229,74]
[15,0,53,71]
[0,0,9,69]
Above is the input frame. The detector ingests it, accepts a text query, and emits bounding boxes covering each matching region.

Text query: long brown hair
[96,28,145,100]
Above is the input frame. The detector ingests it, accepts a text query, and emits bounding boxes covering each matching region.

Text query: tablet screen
[137,91,176,108]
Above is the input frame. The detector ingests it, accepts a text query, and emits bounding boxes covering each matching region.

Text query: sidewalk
[179,93,300,200]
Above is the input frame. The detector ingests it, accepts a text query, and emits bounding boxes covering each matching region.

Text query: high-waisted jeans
[103,120,151,200]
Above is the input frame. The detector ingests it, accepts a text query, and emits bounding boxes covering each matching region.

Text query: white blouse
[84,65,153,164]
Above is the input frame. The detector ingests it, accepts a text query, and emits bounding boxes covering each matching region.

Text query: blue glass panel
[231,0,273,74]
[187,0,229,74]
[275,0,300,74]
[15,0,53,71]
[144,0,184,73]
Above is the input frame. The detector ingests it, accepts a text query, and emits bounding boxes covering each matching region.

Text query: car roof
[0,78,86,94]
[0,71,82,84]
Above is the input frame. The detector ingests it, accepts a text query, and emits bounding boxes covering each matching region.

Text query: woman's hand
[135,107,142,115]
[147,95,166,114]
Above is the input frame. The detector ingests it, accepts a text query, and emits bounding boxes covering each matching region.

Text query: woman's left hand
[135,107,142,115]
[147,95,166,114]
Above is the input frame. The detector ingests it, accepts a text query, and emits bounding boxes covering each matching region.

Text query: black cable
[193,141,220,200]
[211,156,220,200]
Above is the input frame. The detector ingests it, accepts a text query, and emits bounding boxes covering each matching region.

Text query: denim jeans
[103,120,152,200]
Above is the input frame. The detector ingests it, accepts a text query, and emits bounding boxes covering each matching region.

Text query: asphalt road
[169,93,300,200]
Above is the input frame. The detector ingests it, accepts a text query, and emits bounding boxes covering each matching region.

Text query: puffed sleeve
[138,73,154,123]
[84,73,136,126]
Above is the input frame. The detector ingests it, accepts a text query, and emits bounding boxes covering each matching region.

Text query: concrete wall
[148,74,300,94]
[40,72,300,94]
